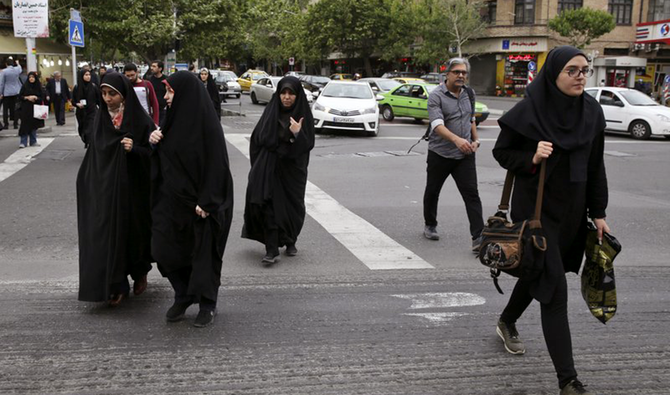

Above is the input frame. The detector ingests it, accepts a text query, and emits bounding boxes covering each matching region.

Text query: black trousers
[423,150,484,238]
[2,95,18,127]
[53,96,66,125]
[500,276,577,388]
[166,266,216,311]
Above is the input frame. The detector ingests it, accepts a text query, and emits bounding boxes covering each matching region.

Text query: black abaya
[151,71,233,304]
[77,72,155,302]
[241,76,315,252]
[73,70,100,144]
[18,72,43,136]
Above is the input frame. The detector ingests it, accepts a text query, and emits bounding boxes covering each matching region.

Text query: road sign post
[69,10,84,132]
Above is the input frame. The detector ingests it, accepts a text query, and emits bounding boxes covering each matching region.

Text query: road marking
[392,292,486,309]
[404,312,467,323]
[226,133,434,270]
[0,138,55,183]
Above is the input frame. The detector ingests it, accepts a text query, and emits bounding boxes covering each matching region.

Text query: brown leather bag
[478,160,548,294]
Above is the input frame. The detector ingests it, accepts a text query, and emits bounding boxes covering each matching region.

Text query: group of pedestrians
[72,46,609,394]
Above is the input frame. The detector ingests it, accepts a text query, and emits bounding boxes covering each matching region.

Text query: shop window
[481,1,497,24]
[503,54,536,97]
[558,0,582,13]
[608,0,632,25]
[515,0,535,25]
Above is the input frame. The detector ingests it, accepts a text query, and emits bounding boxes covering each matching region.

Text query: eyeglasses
[449,70,469,76]
[563,67,593,78]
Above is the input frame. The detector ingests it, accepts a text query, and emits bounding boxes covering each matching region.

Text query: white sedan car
[312,81,380,137]
[250,77,313,104]
[586,87,670,140]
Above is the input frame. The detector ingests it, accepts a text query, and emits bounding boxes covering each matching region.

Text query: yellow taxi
[330,73,353,80]
[237,69,270,92]
[392,77,426,84]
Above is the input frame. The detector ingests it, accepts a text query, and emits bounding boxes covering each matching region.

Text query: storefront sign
[636,19,670,45]
[12,0,49,38]
[463,37,547,54]
[508,55,535,61]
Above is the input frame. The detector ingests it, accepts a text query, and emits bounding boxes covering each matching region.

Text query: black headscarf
[18,72,44,136]
[20,71,43,96]
[498,46,606,182]
[74,70,94,104]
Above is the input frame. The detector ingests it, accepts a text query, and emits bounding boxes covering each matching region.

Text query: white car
[216,73,241,99]
[250,77,313,104]
[586,87,670,140]
[312,81,380,137]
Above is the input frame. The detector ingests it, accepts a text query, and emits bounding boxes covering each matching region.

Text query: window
[599,90,624,106]
[481,1,497,23]
[515,0,535,25]
[393,85,411,97]
[558,0,582,13]
[608,0,632,25]
[648,0,670,22]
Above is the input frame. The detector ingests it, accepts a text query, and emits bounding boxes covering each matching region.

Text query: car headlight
[314,102,327,112]
[656,114,670,123]
[362,106,377,114]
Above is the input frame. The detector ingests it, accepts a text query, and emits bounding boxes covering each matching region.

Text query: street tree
[548,8,616,49]
[305,0,415,76]
[414,0,487,67]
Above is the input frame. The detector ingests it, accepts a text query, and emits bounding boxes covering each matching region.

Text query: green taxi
[378,83,490,125]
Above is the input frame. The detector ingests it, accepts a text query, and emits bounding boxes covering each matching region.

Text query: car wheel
[629,120,651,140]
[251,92,259,104]
[382,105,394,121]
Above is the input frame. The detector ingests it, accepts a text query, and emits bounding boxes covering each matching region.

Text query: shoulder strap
[498,159,546,222]
[465,85,475,118]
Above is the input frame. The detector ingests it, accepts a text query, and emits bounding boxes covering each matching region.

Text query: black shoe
[285,244,297,256]
[560,380,594,395]
[166,301,192,322]
[262,253,280,264]
[423,225,439,240]
[496,318,526,355]
[193,309,216,328]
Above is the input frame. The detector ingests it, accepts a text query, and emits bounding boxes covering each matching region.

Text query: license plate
[334,117,355,123]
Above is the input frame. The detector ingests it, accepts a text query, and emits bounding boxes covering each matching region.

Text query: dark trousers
[500,276,577,388]
[53,96,66,125]
[2,95,18,127]
[423,150,484,238]
[166,266,217,311]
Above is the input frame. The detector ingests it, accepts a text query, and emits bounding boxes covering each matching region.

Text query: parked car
[300,75,331,95]
[330,73,353,80]
[420,73,443,84]
[250,76,313,104]
[392,77,426,84]
[586,87,670,140]
[380,71,420,79]
[237,69,269,92]
[378,83,490,125]
[285,71,305,77]
[312,81,380,137]
[358,78,402,94]
[215,73,241,99]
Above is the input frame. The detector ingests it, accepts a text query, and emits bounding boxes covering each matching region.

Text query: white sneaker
[19,144,26,148]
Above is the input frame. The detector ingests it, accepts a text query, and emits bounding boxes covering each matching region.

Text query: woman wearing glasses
[492,46,609,395]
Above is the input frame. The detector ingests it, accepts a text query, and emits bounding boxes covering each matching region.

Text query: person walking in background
[493,46,610,395]
[149,60,168,125]
[0,57,23,130]
[72,69,100,147]
[148,71,234,327]
[422,57,484,253]
[17,72,43,148]
[199,68,222,119]
[46,71,71,126]
[77,72,155,307]
[241,76,315,264]
[123,63,159,125]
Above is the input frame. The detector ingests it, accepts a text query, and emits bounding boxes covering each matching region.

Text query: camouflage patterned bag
[581,223,621,324]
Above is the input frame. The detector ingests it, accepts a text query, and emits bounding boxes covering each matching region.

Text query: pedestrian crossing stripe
[71,26,82,44]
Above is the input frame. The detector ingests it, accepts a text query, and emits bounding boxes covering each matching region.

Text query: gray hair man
[422,57,484,253]
[46,71,72,126]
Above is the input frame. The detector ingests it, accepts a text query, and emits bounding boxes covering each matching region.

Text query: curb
[222,108,245,117]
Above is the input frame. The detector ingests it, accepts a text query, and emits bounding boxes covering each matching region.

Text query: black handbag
[478,160,548,293]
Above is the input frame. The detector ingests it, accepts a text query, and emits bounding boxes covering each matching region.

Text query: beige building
[466,0,667,96]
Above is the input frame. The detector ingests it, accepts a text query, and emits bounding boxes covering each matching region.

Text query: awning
[0,31,72,56]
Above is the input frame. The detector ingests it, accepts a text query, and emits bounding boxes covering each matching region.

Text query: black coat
[72,77,99,144]
[492,126,608,304]
[46,78,71,102]
[18,74,44,136]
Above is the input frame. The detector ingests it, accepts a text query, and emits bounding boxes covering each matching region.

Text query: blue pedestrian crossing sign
[69,19,84,47]
[528,61,537,72]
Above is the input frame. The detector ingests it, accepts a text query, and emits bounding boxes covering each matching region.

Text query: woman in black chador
[18,72,44,148]
[241,76,315,264]
[149,71,233,328]
[77,72,155,306]
[492,46,610,395]
[72,68,100,147]
[199,68,223,118]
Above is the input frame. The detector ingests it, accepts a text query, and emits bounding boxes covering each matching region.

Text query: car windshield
[252,74,266,80]
[312,76,330,84]
[271,77,282,85]
[217,75,235,82]
[322,83,372,99]
[377,80,401,90]
[619,89,658,106]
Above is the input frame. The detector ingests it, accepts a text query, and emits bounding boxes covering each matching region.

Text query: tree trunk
[364,56,373,77]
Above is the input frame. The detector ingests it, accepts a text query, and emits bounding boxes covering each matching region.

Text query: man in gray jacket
[0,57,23,130]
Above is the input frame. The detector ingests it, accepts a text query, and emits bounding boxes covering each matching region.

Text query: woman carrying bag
[492,46,610,395]
[17,72,43,148]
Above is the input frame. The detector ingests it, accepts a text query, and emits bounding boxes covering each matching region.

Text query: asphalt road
[0,94,669,394]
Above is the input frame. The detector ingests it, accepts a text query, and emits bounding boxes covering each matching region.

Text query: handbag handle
[498,159,546,222]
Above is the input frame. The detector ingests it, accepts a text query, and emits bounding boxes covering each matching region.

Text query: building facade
[465,0,661,97]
